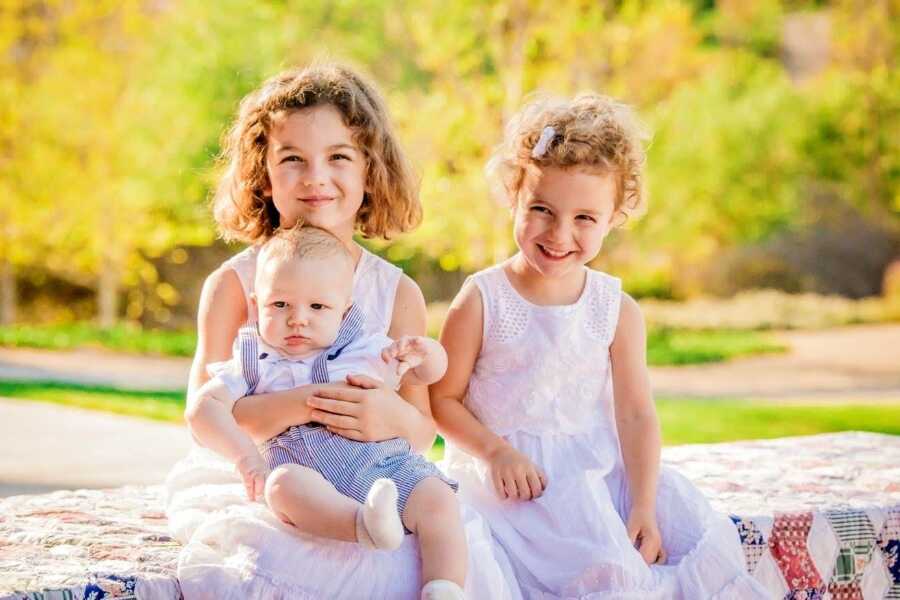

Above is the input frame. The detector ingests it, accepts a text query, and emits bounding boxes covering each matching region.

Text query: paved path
[0,398,191,497]
[0,347,190,391]
[651,324,900,399]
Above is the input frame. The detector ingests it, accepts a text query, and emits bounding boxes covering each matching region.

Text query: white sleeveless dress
[441,263,768,599]
[165,246,522,600]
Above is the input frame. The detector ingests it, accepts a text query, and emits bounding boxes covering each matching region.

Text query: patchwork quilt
[0,431,897,600]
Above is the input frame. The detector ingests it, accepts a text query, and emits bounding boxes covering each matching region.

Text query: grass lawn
[2,381,896,461]
[0,322,784,366]
[646,328,785,366]
[0,381,185,422]
[0,322,196,357]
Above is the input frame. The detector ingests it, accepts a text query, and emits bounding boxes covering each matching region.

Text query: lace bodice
[222,244,403,336]
[465,262,622,436]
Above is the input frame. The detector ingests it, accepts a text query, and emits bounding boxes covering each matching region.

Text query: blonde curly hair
[486,94,649,224]
[213,63,421,244]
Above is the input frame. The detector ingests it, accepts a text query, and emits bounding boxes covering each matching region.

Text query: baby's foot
[355,478,403,550]
[421,579,465,600]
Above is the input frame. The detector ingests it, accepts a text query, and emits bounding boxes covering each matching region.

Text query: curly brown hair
[486,94,649,225]
[213,63,421,244]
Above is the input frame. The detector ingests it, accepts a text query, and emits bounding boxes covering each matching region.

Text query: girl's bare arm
[430,283,503,458]
[610,292,661,513]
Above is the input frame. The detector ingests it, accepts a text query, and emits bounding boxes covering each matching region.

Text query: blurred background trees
[1,0,897,328]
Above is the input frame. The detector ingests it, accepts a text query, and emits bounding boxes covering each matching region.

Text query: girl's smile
[536,244,575,260]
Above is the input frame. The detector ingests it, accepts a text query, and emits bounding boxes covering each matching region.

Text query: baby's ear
[249,293,259,312]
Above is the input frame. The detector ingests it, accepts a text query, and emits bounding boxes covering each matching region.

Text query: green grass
[0,322,196,357]
[427,398,900,459]
[0,380,185,422]
[646,328,785,366]
[656,398,900,445]
[0,322,784,366]
[2,382,897,460]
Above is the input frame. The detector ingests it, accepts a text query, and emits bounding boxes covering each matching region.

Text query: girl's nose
[301,160,327,188]
[549,220,571,242]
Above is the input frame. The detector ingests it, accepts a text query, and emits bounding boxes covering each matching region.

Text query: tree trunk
[0,260,16,325]
[98,254,118,328]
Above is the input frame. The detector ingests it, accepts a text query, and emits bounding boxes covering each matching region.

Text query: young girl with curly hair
[431,95,768,599]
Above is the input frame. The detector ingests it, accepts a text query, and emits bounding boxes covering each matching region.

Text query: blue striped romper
[235,305,457,520]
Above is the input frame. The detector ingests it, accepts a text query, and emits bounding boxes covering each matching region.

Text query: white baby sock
[355,478,404,550]
[421,579,466,600]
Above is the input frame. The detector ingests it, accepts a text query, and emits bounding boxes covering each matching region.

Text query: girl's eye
[281,156,302,163]
[530,205,550,214]
[577,215,597,223]
[273,301,287,308]
[310,303,325,310]
[330,153,351,161]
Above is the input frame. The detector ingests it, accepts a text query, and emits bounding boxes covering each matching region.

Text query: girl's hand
[626,506,666,565]
[235,453,270,502]
[486,444,547,501]
[381,335,427,378]
[306,374,416,442]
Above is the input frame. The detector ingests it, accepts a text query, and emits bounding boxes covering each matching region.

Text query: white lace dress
[166,246,521,600]
[441,262,768,599]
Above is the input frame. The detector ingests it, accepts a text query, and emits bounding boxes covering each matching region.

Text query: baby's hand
[626,506,667,565]
[486,444,547,501]
[235,453,270,502]
[381,335,428,379]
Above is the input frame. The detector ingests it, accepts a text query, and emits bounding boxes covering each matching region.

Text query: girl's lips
[298,196,334,206]
[537,244,573,260]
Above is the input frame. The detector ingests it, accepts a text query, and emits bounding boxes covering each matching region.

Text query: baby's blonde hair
[255,223,354,291]
[486,94,649,224]
[214,63,421,244]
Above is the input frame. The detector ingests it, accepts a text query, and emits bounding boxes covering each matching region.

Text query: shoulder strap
[238,323,261,394]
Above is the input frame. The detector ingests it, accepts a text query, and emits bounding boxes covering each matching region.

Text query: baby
[186,225,467,600]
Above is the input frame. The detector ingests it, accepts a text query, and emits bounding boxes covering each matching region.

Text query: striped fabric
[261,426,455,517]
[237,324,260,394]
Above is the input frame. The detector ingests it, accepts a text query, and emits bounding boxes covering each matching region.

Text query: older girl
[175,63,517,600]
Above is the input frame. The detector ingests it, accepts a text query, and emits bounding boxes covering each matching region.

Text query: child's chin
[280,344,316,358]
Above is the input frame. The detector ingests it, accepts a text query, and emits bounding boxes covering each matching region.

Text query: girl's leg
[402,477,467,592]
[265,464,402,549]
